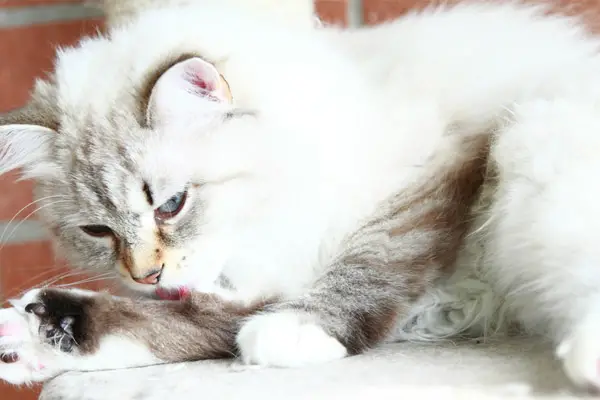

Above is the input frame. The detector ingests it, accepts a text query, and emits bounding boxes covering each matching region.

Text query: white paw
[236,311,347,367]
[0,289,66,384]
[557,320,600,390]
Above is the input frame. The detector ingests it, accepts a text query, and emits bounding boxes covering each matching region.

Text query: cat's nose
[132,266,163,285]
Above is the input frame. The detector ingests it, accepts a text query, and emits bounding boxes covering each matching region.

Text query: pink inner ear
[183,60,219,93]
[182,61,225,103]
[188,74,215,92]
[184,66,223,102]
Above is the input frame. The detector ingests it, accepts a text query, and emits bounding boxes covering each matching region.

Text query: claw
[0,352,19,364]
[59,316,75,335]
[25,303,47,317]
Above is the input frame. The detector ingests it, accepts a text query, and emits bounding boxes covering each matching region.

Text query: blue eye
[155,191,187,221]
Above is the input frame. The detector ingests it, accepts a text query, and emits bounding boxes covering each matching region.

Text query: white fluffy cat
[0,0,599,391]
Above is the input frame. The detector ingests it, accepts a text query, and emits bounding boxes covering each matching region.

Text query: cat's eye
[155,190,187,221]
[80,225,114,238]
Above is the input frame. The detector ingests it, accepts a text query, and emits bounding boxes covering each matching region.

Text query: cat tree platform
[40,336,587,399]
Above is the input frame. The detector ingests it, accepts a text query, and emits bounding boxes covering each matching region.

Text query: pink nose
[132,267,163,285]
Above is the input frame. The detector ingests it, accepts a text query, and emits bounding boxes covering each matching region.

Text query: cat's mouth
[155,287,191,301]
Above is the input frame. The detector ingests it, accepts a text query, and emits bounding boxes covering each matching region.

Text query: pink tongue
[156,287,191,301]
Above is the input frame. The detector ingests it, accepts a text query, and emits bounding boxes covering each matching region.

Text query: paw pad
[0,323,23,337]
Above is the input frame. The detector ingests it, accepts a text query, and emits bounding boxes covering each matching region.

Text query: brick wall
[0,2,104,399]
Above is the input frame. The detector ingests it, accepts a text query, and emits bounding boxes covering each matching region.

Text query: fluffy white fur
[2,0,600,390]
[237,310,348,367]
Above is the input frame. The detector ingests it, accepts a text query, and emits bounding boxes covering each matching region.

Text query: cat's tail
[392,131,508,343]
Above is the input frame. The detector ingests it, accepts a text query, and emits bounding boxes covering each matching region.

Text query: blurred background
[0,0,598,399]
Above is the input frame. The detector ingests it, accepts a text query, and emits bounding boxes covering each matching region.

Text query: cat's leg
[481,97,600,390]
[0,287,263,385]
[237,134,491,367]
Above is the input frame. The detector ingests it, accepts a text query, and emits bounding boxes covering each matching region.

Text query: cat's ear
[0,104,57,179]
[147,57,233,126]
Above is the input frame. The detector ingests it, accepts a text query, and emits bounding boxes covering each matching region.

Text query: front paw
[0,288,96,384]
[236,311,347,367]
[557,319,600,391]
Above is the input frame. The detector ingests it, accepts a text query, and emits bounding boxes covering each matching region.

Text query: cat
[1,0,600,391]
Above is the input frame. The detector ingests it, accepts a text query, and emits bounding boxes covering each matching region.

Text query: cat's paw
[557,319,600,391]
[0,288,96,384]
[236,311,347,367]
[0,289,68,384]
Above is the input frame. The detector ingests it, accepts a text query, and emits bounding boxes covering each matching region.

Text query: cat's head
[0,3,367,299]
[1,53,271,298]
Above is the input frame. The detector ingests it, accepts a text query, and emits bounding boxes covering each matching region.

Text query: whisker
[0,200,72,296]
[55,274,115,289]
[8,265,93,292]
[3,268,97,295]
[0,200,71,273]
[1,267,66,297]
[0,270,115,307]
[43,271,113,288]
[0,195,66,245]
[0,269,76,305]
[41,271,101,288]
[0,200,70,253]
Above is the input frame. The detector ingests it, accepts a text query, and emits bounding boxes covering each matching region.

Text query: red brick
[0,18,104,400]
[0,242,108,301]
[0,18,104,111]
[0,383,41,400]
[362,0,600,26]
[0,0,82,7]
[316,0,347,26]
[362,0,421,24]
[0,171,35,221]
[1,241,56,297]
